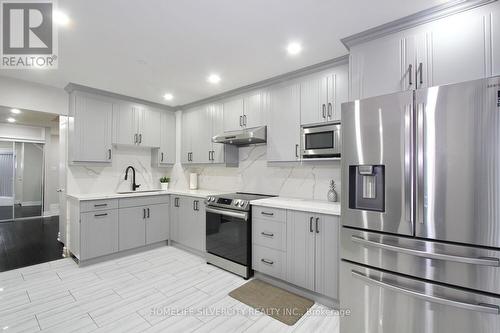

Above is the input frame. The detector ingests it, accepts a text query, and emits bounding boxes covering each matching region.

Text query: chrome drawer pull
[261,211,274,216]
[351,236,500,267]
[94,204,107,207]
[352,270,500,314]
[261,259,274,265]
[94,213,108,217]
[261,232,274,237]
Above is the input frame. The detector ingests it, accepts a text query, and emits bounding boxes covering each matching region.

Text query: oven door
[206,207,250,266]
[301,124,341,157]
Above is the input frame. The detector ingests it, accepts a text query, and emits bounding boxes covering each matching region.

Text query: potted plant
[160,177,170,190]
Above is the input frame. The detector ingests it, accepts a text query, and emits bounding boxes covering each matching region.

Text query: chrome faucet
[124,166,141,191]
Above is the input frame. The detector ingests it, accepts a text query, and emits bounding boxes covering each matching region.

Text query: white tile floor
[0,246,339,333]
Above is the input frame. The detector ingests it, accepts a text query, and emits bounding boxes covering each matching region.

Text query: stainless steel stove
[205,192,273,278]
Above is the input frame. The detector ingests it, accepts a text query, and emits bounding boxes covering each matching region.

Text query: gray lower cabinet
[170,195,205,252]
[146,203,170,244]
[286,210,339,299]
[118,206,146,251]
[80,209,118,260]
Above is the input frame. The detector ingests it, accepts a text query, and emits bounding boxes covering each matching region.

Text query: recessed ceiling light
[11,108,21,114]
[53,10,70,26]
[287,42,302,56]
[207,74,221,84]
[163,93,173,101]
[7,118,16,123]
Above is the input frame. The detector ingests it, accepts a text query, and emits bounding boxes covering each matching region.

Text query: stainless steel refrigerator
[340,76,500,333]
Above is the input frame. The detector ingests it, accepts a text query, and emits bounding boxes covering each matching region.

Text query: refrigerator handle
[404,104,414,225]
[417,102,425,225]
[351,270,500,314]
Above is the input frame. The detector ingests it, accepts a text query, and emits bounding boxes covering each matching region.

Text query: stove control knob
[211,197,216,202]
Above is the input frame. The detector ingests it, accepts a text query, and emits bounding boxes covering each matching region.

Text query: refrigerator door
[415,76,500,247]
[341,90,414,235]
[340,260,500,333]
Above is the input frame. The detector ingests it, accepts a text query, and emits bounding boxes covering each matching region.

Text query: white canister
[189,173,198,190]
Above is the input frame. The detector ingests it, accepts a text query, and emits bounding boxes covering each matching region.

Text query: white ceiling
[0,105,59,132]
[0,0,447,106]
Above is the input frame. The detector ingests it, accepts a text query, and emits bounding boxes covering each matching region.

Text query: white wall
[0,123,45,141]
[0,76,68,115]
[44,134,60,215]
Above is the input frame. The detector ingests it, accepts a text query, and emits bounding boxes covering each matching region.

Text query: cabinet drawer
[80,209,119,260]
[252,245,286,279]
[119,195,169,208]
[252,206,286,223]
[80,199,118,212]
[252,218,286,251]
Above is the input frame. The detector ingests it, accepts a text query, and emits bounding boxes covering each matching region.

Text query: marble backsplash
[67,144,341,202]
[170,145,341,202]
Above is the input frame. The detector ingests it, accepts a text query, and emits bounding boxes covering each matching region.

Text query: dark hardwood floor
[0,216,63,272]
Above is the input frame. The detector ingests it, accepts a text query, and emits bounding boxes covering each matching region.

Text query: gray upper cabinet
[154,111,176,166]
[69,92,113,163]
[493,6,500,76]
[267,83,301,162]
[349,4,495,100]
[300,65,348,125]
[113,104,161,147]
[223,91,266,132]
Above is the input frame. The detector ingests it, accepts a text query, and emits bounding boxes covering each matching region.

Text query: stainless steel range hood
[212,126,267,146]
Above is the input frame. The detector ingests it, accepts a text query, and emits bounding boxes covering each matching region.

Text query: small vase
[161,182,169,191]
[327,180,337,202]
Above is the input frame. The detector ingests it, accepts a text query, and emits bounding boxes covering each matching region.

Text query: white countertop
[67,188,228,201]
[251,197,341,216]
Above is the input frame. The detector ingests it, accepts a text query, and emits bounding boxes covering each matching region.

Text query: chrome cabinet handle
[261,211,274,216]
[147,208,150,218]
[322,104,326,118]
[174,197,179,207]
[134,134,138,144]
[352,270,500,314]
[418,62,423,85]
[408,64,413,86]
[295,144,299,158]
[94,213,108,217]
[239,116,243,127]
[261,232,274,237]
[143,208,146,219]
[351,236,500,267]
[108,149,112,160]
[261,258,274,265]
[94,203,107,207]
[309,217,314,233]
[327,103,333,118]
[209,150,212,161]
[161,152,164,162]
[243,115,247,126]
[315,217,319,233]
[139,134,142,143]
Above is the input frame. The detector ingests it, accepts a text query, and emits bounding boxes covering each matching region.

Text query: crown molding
[177,54,349,110]
[341,0,497,50]
[64,83,175,111]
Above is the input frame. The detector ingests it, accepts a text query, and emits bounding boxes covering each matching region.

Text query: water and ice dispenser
[348,165,385,212]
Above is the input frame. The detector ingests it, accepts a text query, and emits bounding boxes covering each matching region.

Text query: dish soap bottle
[327,180,337,202]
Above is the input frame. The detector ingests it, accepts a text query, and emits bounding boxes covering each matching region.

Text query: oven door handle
[206,207,249,221]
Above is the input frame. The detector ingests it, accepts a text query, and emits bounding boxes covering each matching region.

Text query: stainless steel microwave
[301,122,341,158]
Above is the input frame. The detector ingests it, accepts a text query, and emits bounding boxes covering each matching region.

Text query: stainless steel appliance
[340,76,500,333]
[301,122,341,158]
[212,126,267,145]
[205,192,273,279]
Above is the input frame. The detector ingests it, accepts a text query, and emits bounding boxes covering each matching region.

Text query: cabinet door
[314,214,339,299]
[223,98,244,132]
[146,203,169,244]
[300,76,326,125]
[72,94,113,162]
[268,83,301,162]
[80,210,118,260]
[170,196,180,242]
[350,35,404,99]
[244,91,265,128]
[493,7,500,76]
[430,10,487,86]
[159,111,176,165]
[139,107,161,147]
[181,110,193,164]
[211,103,225,163]
[113,103,138,145]
[286,210,315,291]
[178,197,205,252]
[192,106,212,164]
[331,65,349,121]
[119,206,146,251]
